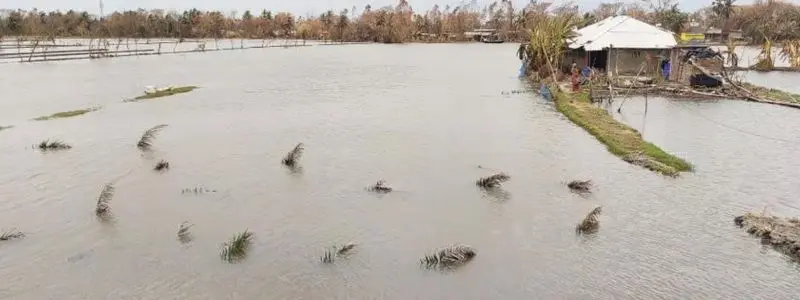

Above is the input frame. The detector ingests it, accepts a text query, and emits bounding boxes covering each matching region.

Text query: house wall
[561,49,587,72]
[608,48,671,77]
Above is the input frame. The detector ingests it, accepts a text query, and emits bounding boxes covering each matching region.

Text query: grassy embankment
[552,88,693,176]
[33,107,101,121]
[133,86,198,100]
[740,82,800,104]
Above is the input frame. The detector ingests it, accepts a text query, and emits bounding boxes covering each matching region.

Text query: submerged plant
[476,173,510,188]
[320,243,357,264]
[220,230,253,263]
[0,229,25,241]
[181,186,217,194]
[576,206,602,234]
[37,139,72,151]
[567,180,593,192]
[154,160,170,171]
[281,142,305,167]
[137,124,168,151]
[177,221,193,243]
[421,245,477,269]
[367,180,392,193]
[95,183,115,217]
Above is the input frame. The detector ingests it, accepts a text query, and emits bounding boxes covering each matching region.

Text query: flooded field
[1,43,799,299]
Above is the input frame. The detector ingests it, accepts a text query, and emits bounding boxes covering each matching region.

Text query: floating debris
[181,186,217,194]
[177,221,193,243]
[367,180,392,193]
[281,142,304,168]
[154,160,170,171]
[568,180,593,193]
[95,183,115,218]
[220,230,253,263]
[576,206,602,235]
[33,107,101,121]
[421,245,476,269]
[476,173,510,189]
[0,125,13,132]
[735,212,800,260]
[0,229,25,241]
[320,243,357,264]
[137,124,168,151]
[37,139,72,151]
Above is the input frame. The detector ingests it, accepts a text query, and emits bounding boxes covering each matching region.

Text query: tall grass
[522,13,580,79]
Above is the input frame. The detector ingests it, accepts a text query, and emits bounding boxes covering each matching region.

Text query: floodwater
[1,43,799,299]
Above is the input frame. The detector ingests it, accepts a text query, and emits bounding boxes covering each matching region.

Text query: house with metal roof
[565,15,677,78]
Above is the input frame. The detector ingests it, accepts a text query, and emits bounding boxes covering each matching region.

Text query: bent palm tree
[137,124,168,150]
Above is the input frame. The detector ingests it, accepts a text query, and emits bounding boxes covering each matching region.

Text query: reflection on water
[1,44,800,299]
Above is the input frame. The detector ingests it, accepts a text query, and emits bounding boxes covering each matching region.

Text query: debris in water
[568,180,593,193]
[476,173,510,189]
[421,244,476,269]
[367,180,392,193]
[734,212,800,260]
[576,206,602,235]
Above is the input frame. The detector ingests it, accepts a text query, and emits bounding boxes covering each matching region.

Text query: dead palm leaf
[37,139,72,151]
[576,206,602,234]
[137,124,168,151]
[421,244,477,269]
[281,142,305,167]
[367,180,392,193]
[476,173,510,188]
[0,229,25,241]
[220,230,253,263]
[95,183,114,216]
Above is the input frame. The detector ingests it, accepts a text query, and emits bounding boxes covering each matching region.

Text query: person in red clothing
[570,61,580,92]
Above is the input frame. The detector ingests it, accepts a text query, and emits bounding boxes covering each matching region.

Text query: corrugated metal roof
[569,16,677,51]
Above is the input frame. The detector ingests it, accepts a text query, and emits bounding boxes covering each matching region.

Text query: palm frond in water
[476,173,510,188]
[137,124,168,150]
[0,229,25,241]
[154,160,170,171]
[576,206,602,234]
[567,180,592,192]
[421,245,476,269]
[37,139,72,151]
[177,221,193,243]
[281,143,304,167]
[320,243,357,264]
[220,230,253,262]
[367,180,392,193]
[95,183,115,216]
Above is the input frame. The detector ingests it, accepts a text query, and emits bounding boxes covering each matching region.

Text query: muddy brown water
[1,44,799,299]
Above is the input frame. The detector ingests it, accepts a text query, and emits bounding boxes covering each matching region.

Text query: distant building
[567,16,676,77]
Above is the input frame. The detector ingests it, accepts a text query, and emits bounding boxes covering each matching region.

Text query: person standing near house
[661,58,671,81]
[570,60,580,92]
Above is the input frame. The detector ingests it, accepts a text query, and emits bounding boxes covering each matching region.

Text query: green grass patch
[134,86,198,100]
[33,107,101,121]
[741,82,800,104]
[552,88,693,176]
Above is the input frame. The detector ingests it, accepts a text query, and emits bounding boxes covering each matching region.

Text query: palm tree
[780,40,800,68]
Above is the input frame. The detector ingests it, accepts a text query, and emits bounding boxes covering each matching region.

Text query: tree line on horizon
[0,0,797,44]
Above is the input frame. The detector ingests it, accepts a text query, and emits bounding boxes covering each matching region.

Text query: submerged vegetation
[320,243,357,264]
[220,230,253,263]
[154,160,170,171]
[735,212,800,260]
[367,180,392,193]
[576,206,602,235]
[37,139,72,151]
[281,143,305,168]
[476,173,510,189]
[137,124,168,151]
[181,186,217,194]
[177,222,193,243]
[421,245,477,269]
[0,125,13,132]
[133,86,198,100]
[33,107,100,121]
[0,229,25,241]
[95,183,115,217]
[567,180,592,193]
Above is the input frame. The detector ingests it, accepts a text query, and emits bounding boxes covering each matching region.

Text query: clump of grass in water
[567,180,592,193]
[281,143,304,168]
[421,245,477,269]
[220,230,253,263]
[95,183,115,218]
[134,86,198,100]
[37,139,72,151]
[137,124,168,151]
[0,229,25,241]
[576,206,602,235]
[320,243,357,264]
[177,221,193,243]
[154,160,170,171]
[367,180,392,193]
[476,173,510,189]
[33,107,101,121]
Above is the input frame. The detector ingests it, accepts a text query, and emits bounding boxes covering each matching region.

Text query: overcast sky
[1,0,787,16]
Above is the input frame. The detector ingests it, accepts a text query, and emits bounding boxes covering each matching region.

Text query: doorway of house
[588,50,608,71]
